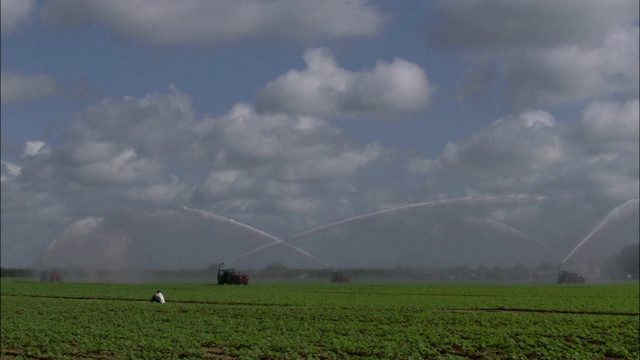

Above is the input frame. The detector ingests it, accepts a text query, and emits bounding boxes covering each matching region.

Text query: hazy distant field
[2,279,638,359]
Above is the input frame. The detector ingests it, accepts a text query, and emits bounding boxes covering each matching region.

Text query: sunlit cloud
[40,0,384,44]
[256,48,433,119]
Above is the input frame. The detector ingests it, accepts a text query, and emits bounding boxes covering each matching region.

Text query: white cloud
[504,27,639,108]
[279,143,382,181]
[57,85,196,190]
[432,0,638,50]
[1,71,58,105]
[198,102,383,173]
[580,99,639,144]
[592,172,639,200]
[23,141,50,157]
[1,161,21,182]
[256,48,433,119]
[1,166,72,267]
[40,0,384,44]
[126,180,185,205]
[3,87,637,268]
[276,196,320,214]
[433,0,639,110]
[196,170,256,201]
[1,0,36,34]
[410,110,564,175]
[4,1,639,270]
[69,141,119,165]
[191,103,384,204]
[36,86,382,212]
[75,148,162,186]
[577,100,640,199]
[340,58,433,117]
[1,84,387,267]
[409,101,639,201]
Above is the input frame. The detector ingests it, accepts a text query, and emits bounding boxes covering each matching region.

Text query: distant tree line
[1,268,33,277]
[251,262,561,282]
[3,244,637,282]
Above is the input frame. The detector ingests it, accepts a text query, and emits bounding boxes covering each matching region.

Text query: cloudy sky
[1,0,638,270]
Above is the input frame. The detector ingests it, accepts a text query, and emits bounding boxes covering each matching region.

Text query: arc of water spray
[287,194,548,242]
[180,206,332,268]
[463,217,557,258]
[561,198,639,265]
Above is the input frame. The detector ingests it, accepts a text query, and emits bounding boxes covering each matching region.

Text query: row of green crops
[2,279,638,359]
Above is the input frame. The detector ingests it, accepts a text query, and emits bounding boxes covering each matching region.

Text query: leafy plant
[2,280,638,359]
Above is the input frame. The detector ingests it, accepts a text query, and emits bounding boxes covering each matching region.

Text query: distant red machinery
[40,270,63,282]
[217,265,249,285]
[330,270,350,283]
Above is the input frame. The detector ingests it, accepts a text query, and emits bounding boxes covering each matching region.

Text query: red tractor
[330,270,350,283]
[40,270,63,282]
[217,265,249,285]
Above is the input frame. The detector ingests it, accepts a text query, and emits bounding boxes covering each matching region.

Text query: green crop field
[1,279,638,359]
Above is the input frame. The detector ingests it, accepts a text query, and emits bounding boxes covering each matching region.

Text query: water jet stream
[180,206,331,268]
[463,217,557,258]
[287,194,547,242]
[561,198,639,265]
[222,241,331,267]
[181,206,282,243]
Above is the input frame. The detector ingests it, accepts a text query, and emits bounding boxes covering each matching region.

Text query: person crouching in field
[150,290,165,303]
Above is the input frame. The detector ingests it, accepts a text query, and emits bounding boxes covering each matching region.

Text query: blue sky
[1,0,638,270]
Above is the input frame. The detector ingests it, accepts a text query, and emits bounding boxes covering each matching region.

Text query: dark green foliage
[2,280,638,359]
[0,268,33,278]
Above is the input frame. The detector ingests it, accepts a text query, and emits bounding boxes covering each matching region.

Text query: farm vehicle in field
[217,265,249,285]
[40,270,62,282]
[557,269,585,284]
[330,270,350,283]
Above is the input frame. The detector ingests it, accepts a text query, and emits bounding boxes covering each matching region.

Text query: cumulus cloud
[1,0,36,34]
[409,100,639,201]
[409,110,567,193]
[195,170,257,201]
[431,0,638,51]
[67,85,195,158]
[40,0,384,44]
[74,148,163,186]
[4,88,637,268]
[256,48,433,119]
[279,143,382,182]
[1,161,21,182]
[23,141,50,157]
[125,177,185,205]
[194,102,382,175]
[403,100,638,262]
[1,71,59,105]
[54,86,196,188]
[59,86,381,199]
[1,157,72,266]
[579,99,639,146]
[192,103,383,204]
[503,27,639,108]
[1,84,389,266]
[577,100,640,199]
[4,1,638,271]
[433,0,639,110]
